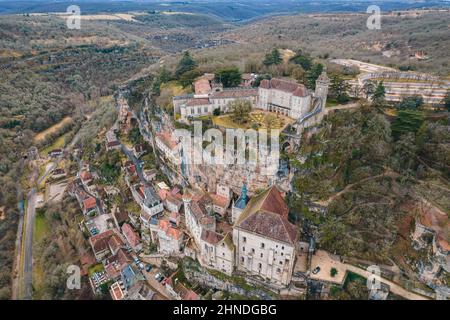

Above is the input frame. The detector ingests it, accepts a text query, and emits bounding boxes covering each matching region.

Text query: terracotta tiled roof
[83,197,97,211]
[166,272,199,300]
[259,78,307,97]
[104,248,132,279]
[194,78,212,95]
[210,88,257,99]
[201,229,223,245]
[108,234,125,253]
[157,219,182,240]
[238,210,298,244]
[80,171,92,182]
[89,229,116,254]
[122,223,141,248]
[235,186,298,245]
[209,193,229,209]
[186,98,211,106]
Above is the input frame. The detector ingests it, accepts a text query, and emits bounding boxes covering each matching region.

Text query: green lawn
[34,210,50,243]
[40,131,71,157]
[88,263,105,277]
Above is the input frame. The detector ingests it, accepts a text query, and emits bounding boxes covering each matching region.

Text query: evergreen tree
[159,65,171,83]
[175,51,197,78]
[215,67,242,87]
[263,48,282,66]
[371,81,386,107]
[395,95,424,110]
[329,74,350,103]
[306,63,323,89]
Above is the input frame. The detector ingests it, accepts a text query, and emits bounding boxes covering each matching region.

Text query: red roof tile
[121,223,141,248]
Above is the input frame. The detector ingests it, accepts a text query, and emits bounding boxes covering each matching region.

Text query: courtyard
[212,110,294,130]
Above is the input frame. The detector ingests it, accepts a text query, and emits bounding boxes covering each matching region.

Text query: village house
[165,272,200,300]
[125,281,155,300]
[89,229,126,262]
[183,194,216,248]
[130,183,164,218]
[143,169,158,182]
[112,207,129,228]
[103,248,133,280]
[232,186,299,286]
[121,264,144,290]
[155,130,179,164]
[158,187,183,213]
[121,223,143,252]
[208,184,231,218]
[200,230,235,275]
[110,281,126,300]
[82,196,98,216]
[149,218,183,254]
[106,129,121,151]
[133,143,146,158]
[49,148,63,158]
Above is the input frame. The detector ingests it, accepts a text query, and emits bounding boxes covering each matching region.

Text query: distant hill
[1,0,449,21]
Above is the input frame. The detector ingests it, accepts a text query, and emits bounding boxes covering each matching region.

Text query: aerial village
[51,63,448,301]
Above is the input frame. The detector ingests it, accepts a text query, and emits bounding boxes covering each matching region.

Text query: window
[243,237,246,243]
[223,253,225,256]
[281,252,284,256]
[282,246,284,250]
[242,246,245,252]
[279,261,283,265]
[260,253,263,258]
[241,257,244,263]
[276,268,281,273]
[204,107,208,113]
[258,263,262,269]
[261,243,265,249]
[251,248,255,254]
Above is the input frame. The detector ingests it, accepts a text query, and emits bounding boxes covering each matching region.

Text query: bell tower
[315,71,330,108]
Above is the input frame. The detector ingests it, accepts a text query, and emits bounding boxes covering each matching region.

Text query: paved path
[309,250,430,300]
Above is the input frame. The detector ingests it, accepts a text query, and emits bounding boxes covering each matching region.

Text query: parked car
[139,263,145,270]
[158,276,165,283]
[312,266,321,274]
[146,264,153,272]
[154,273,162,281]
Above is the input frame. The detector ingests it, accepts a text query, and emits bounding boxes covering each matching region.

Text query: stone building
[232,186,299,286]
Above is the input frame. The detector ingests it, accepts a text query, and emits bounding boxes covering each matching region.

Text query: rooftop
[235,186,298,245]
[260,78,307,97]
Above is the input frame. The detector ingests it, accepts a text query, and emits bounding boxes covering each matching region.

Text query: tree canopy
[215,67,242,88]
[175,51,197,78]
[263,48,282,66]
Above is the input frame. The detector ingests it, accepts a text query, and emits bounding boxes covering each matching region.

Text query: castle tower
[315,71,330,108]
